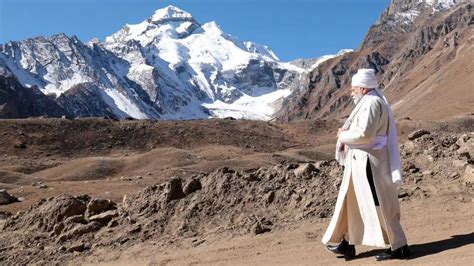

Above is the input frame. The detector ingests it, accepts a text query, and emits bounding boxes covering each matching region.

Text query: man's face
[351,86,365,104]
[351,86,365,97]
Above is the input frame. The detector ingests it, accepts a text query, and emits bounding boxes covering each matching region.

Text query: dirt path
[79,193,474,265]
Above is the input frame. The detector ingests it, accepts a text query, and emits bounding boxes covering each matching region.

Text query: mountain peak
[151,5,193,22]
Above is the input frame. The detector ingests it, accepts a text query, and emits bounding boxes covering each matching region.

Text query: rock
[284,163,299,171]
[53,223,65,235]
[398,191,410,198]
[449,172,460,179]
[408,129,431,140]
[403,162,419,173]
[86,198,116,217]
[87,210,118,225]
[67,243,87,253]
[456,134,474,159]
[64,215,87,224]
[218,167,234,174]
[422,170,433,176]
[265,191,275,204]
[318,211,327,218]
[291,193,302,202]
[57,222,101,242]
[13,142,27,149]
[0,211,12,220]
[456,133,471,146]
[164,177,186,202]
[461,165,474,184]
[329,167,342,178]
[245,172,260,182]
[453,159,468,169]
[39,184,48,189]
[252,221,271,235]
[128,224,142,234]
[0,189,19,205]
[427,155,435,163]
[294,163,318,179]
[192,239,206,247]
[402,141,418,154]
[449,144,460,151]
[183,179,202,195]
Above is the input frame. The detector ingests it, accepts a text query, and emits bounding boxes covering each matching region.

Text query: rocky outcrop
[277,1,473,121]
[0,67,67,118]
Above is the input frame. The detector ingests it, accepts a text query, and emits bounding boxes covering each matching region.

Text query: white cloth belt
[335,136,387,165]
[347,135,388,150]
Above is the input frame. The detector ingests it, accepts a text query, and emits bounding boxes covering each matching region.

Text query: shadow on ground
[355,232,474,260]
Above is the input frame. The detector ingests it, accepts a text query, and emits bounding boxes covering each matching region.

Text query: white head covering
[351,68,378,88]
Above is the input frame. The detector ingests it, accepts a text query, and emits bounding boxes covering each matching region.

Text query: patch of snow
[423,0,458,10]
[151,5,193,22]
[202,88,292,120]
[103,88,149,119]
[244,41,279,61]
[41,72,91,96]
[395,10,421,25]
[305,49,353,71]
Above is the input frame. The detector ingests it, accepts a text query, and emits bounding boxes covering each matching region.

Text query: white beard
[352,95,363,105]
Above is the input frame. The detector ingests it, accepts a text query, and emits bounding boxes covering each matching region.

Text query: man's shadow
[356,232,474,260]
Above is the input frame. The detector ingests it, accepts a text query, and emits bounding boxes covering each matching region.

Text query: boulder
[165,177,186,202]
[87,210,118,225]
[453,159,468,169]
[252,221,271,235]
[86,198,116,217]
[57,222,102,242]
[294,163,318,179]
[183,178,202,195]
[0,189,19,205]
[408,129,431,140]
[462,165,474,184]
[456,133,473,159]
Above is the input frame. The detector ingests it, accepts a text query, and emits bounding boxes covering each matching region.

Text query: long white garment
[324,91,408,249]
[335,89,403,186]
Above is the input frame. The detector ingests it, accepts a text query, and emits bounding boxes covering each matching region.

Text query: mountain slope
[0,64,66,118]
[277,0,473,121]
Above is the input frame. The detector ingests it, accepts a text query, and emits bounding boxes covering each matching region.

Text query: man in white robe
[322,69,411,261]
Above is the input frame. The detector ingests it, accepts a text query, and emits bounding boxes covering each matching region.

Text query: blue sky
[0,0,390,61]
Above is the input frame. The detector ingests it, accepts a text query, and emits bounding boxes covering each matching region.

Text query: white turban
[351,68,379,88]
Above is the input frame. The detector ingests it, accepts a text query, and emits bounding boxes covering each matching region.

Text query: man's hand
[337,128,347,138]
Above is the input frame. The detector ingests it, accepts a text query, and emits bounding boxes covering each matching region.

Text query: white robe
[322,91,407,250]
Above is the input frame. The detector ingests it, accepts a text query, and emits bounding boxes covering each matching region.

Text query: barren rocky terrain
[0,116,473,264]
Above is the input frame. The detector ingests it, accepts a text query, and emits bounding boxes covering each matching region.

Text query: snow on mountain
[151,5,193,21]
[0,5,308,120]
[307,49,354,70]
[101,5,306,120]
[379,0,462,28]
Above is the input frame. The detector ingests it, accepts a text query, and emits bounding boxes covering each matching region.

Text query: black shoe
[375,245,411,261]
[326,239,356,261]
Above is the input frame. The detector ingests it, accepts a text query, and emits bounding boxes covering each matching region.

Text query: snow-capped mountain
[0,5,306,120]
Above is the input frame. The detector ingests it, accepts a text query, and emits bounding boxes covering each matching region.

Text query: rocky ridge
[277,1,473,121]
